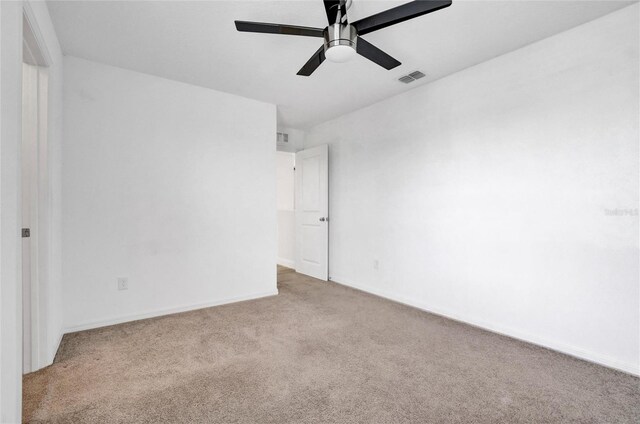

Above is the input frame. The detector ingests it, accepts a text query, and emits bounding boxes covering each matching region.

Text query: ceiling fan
[235,0,452,76]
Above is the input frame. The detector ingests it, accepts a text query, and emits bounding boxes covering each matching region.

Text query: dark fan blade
[356,37,401,70]
[235,21,324,37]
[352,0,452,36]
[323,0,348,25]
[297,46,326,76]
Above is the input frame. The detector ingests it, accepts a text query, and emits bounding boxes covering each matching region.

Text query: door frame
[21,1,52,374]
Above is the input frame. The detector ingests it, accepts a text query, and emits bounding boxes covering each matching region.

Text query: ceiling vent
[398,70,426,84]
[277,132,289,143]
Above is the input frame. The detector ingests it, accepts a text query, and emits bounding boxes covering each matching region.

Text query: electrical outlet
[117,277,129,291]
[373,260,379,270]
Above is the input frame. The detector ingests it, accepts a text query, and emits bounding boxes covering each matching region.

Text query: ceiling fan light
[325,45,356,63]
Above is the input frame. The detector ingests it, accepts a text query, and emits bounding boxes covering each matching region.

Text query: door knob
[319,217,328,222]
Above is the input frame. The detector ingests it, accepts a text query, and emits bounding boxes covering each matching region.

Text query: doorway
[276,141,329,281]
[22,10,50,374]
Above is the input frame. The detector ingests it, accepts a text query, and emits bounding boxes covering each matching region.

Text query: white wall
[1,1,64,421]
[62,56,277,331]
[277,152,295,267]
[1,3,24,421]
[305,5,639,375]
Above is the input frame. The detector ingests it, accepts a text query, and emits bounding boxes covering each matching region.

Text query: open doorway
[276,130,329,281]
[22,9,50,374]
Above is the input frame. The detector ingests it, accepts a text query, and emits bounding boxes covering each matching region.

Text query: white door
[295,145,329,280]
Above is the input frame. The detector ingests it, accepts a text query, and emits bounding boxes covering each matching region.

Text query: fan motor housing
[323,24,357,52]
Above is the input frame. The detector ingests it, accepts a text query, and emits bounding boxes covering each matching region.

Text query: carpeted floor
[24,266,640,423]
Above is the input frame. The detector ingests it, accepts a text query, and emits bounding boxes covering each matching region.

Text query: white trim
[277,258,295,268]
[22,2,52,66]
[64,289,279,334]
[21,1,55,375]
[330,275,639,377]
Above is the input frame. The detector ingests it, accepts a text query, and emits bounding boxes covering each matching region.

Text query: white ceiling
[48,0,635,129]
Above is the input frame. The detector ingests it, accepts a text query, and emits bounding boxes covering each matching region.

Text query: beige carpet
[24,266,640,423]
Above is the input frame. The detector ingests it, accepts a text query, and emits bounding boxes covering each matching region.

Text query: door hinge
[22,228,30,238]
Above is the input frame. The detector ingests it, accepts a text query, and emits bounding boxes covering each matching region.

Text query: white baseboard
[64,289,279,334]
[330,275,639,377]
[277,258,295,268]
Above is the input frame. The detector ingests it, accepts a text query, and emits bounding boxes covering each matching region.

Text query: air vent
[398,70,426,84]
[277,132,289,143]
